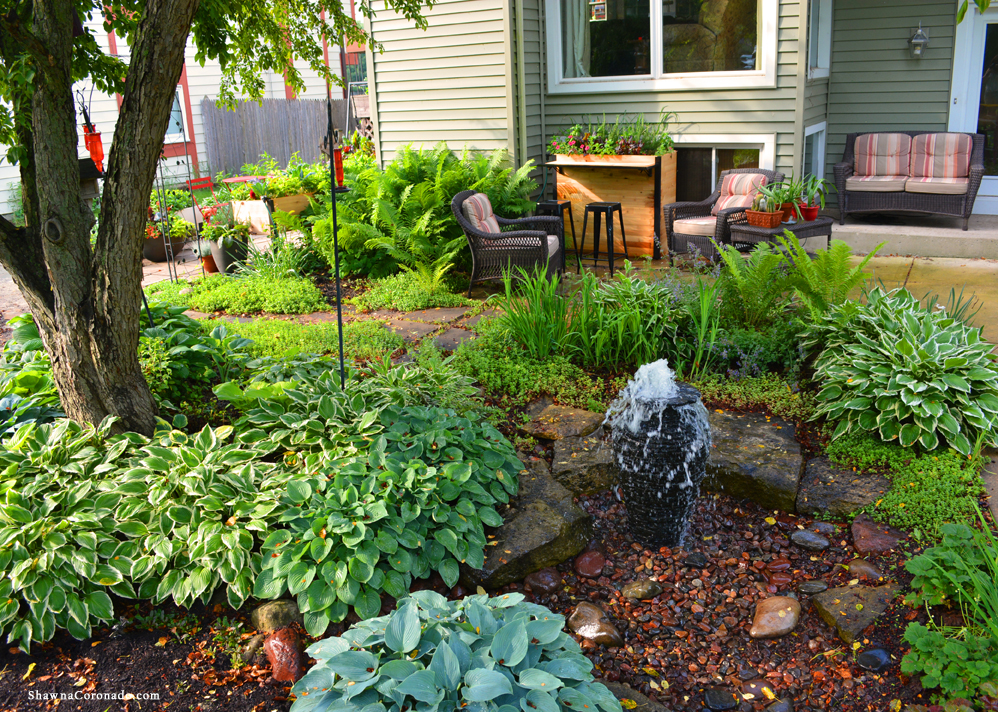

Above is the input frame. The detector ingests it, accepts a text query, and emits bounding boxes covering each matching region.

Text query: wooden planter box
[269,193,313,216]
[548,153,677,259]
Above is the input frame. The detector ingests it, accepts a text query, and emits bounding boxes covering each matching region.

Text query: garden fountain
[608,360,712,548]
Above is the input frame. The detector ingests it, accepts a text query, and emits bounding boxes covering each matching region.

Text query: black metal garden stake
[326,99,348,389]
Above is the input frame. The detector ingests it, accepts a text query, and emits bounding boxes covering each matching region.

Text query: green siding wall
[825,0,955,190]
[804,77,829,127]
[367,0,512,164]
[543,0,806,179]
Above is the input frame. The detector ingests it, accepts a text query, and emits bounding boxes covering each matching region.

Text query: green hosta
[806,288,998,455]
[0,417,288,651]
[252,406,520,636]
[290,592,624,712]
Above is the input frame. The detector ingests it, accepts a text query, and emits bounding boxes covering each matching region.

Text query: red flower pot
[797,204,820,221]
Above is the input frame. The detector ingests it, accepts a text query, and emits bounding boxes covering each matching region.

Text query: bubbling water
[608,359,712,548]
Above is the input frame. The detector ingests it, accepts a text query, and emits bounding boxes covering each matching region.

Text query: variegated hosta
[291,592,623,712]
[0,417,288,651]
[808,288,998,455]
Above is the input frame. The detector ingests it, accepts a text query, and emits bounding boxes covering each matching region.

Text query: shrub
[692,372,816,422]
[146,274,327,315]
[902,508,998,701]
[291,592,623,712]
[807,287,998,454]
[710,319,805,378]
[201,317,405,362]
[355,271,474,312]
[714,241,792,329]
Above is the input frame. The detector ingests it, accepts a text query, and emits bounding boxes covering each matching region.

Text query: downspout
[792,0,809,174]
[515,0,528,169]
[363,3,383,168]
[539,0,549,198]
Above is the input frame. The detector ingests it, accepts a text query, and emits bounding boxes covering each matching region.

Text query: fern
[776,231,883,320]
[713,240,792,328]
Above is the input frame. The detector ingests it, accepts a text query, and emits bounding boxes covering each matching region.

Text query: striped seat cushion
[854,134,912,177]
[904,176,969,195]
[462,193,501,234]
[711,173,768,215]
[844,175,908,192]
[910,133,973,178]
[673,217,718,236]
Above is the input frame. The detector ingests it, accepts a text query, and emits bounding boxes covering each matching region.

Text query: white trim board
[804,120,827,177]
[544,0,779,94]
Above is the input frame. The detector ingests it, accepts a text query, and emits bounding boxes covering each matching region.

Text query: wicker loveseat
[664,168,785,259]
[834,131,984,230]
[451,190,565,296]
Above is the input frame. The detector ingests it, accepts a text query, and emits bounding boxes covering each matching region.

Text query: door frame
[949,4,998,214]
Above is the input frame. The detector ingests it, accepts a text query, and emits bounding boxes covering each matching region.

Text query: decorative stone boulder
[551,433,619,495]
[463,459,592,589]
[703,411,803,513]
[796,457,891,519]
[522,405,604,441]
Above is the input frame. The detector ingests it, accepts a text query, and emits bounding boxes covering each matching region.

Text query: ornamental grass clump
[290,591,623,712]
[805,287,998,455]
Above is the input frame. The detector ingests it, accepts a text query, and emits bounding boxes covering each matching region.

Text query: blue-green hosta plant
[290,591,624,712]
[806,287,998,455]
[252,405,520,636]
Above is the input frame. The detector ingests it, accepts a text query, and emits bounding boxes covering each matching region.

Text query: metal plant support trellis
[326,97,349,389]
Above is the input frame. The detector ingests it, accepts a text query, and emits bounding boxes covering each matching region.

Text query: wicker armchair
[452,190,565,296]
[664,168,784,259]
[833,131,984,230]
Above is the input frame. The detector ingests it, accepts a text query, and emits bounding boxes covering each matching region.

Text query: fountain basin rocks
[749,596,801,639]
[609,361,711,548]
[812,584,898,644]
[568,602,624,648]
[462,458,592,589]
[703,411,803,513]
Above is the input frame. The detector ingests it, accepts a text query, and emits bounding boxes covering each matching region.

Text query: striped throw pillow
[910,133,973,178]
[711,173,768,215]
[854,133,912,177]
[461,193,501,234]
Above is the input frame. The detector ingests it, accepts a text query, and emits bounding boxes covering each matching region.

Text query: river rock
[791,530,829,551]
[812,584,898,644]
[524,567,562,595]
[767,700,794,712]
[551,434,619,495]
[703,688,739,710]
[621,578,663,600]
[463,459,592,589]
[602,682,668,712]
[685,552,710,569]
[567,602,624,648]
[796,458,891,519]
[848,559,883,580]
[741,679,775,703]
[851,513,906,554]
[240,633,266,664]
[263,627,306,682]
[574,550,606,578]
[749,596,801,639]
[856,648,891,673]
[703,411,803,513]
[811,521,838,536]
[251,600,303,633]
[523,405,604,440]
[798,580,828,595]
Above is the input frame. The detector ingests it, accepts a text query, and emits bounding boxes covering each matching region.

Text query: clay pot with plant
[797,174,836,221]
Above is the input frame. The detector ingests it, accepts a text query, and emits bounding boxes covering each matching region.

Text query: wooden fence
[201,98,347,175]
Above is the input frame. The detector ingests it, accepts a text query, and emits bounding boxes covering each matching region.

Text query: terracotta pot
[779,203,799,223]
[797,204,820,221]
[201,254,219,274]
[745,210,783,228]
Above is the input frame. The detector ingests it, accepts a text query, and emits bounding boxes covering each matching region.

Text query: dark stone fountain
[608,362,712,548]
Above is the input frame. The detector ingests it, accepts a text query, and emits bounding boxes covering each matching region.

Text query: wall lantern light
[909,24,929,58]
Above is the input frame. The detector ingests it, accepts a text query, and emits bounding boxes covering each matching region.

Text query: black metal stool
[536,199,581,273]
[581,201,628,276]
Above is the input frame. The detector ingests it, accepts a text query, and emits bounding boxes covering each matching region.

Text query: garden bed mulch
[497,488,932,712]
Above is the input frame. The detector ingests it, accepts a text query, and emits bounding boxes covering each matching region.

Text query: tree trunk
[0,0,199,435]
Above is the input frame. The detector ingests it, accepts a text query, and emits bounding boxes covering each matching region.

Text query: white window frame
[672,133,776,187]
[164,85,191,144]
[807,0,832,79]
[544,0,779,93]
[803,121,827,178]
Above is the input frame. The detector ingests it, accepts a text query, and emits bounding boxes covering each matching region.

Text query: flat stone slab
[851,513,906,554]
[462,309,500,329]
[703,411,803,513]
[523,405,605,440]
[434,327,477,351]
[796,458,891,520]
[385,318,439,343]
[400,307,469,324]
[812,584,898,644]
[183,309,211,320]
[463,458,592,589]
[551,434,619,495]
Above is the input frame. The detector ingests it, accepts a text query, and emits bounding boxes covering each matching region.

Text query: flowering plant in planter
[548,112,676,156]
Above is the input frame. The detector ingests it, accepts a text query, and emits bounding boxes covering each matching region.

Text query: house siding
[825,0,955,192]
[518,0,547,172]
[804,77,828,127]
[366,0,512,164]
[543,0,805,180]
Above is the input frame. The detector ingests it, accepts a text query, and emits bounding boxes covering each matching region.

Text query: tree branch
[0,214,55,314]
